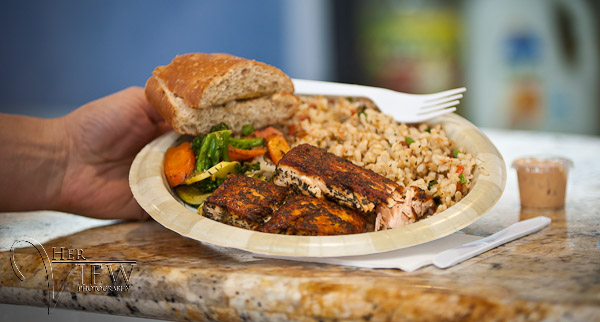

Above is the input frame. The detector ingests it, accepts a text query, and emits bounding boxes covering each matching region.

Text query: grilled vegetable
[196,133,213,171]
[228,145,267,161]
[191,135,205,154]
[239,162,261,173]
[185,161,240,185]
[211,130,231,165]
[248,126,284,139]
[164,142,195,187]
[241,124,255,136]
[428,180,438,190]
[175,185,211,206]
[196,130,232,170]
[210,122,229,132]
[194,177,225,193]
[229,137,264,150]
[357,106,366,118]
[266,134,290,164]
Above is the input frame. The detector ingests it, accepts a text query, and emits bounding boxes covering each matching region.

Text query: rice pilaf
[285,96,478,214]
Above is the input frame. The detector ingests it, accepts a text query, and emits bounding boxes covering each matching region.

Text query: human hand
[56,87,170,220]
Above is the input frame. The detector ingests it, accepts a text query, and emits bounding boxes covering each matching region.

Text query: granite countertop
[1,128,599,321]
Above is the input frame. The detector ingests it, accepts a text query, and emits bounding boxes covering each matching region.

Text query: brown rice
[283,96,478,214]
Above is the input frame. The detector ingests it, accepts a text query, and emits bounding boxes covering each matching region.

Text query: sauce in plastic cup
[512,156,573,209]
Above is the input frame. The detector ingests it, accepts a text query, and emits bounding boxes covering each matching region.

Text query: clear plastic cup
[512,156,573,209]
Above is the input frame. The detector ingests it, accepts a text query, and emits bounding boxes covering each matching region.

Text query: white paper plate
[129,112,506,257]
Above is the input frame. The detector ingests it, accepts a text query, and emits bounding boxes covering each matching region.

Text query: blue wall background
[0,1,287,118]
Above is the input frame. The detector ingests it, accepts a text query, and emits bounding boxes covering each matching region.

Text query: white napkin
[255,232,481,272]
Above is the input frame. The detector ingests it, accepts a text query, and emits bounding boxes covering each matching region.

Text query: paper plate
[129,113,506,257]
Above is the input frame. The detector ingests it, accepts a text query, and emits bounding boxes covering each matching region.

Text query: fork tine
[417,106,457,118]
[422,94,463,107]
[424,87,466,102]
[420,100,460,111]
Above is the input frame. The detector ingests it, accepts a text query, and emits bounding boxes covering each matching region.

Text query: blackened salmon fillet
[203,174,366,235]
[202,174,289,230]
[273,144,433,231]
[261,194,366,236]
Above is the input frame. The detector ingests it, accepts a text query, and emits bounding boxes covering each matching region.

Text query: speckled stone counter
[1,129,599,321]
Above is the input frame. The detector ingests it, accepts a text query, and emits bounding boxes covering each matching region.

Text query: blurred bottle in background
[333,0,599,135]
[464,0,599,135]
[355,0,462,95]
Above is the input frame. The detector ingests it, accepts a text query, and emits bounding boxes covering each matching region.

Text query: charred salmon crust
[273,144,401,213]
[203,174,289,229]
[261,194,366,236]
[273,144,434,231]
[202,174,366,235]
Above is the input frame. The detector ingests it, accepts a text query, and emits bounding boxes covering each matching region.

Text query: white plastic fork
[292,78,466,123]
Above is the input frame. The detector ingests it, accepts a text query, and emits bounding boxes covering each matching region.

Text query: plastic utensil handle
[433,216,551,269]
[292,78,384,97]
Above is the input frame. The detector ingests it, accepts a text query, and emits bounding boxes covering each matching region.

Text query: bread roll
[145,53,298,135]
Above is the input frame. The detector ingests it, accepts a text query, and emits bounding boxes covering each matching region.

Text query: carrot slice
[164,142,195,188]
[248,126,283,139]
[227,145,267,161]
[266,134,290,165]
